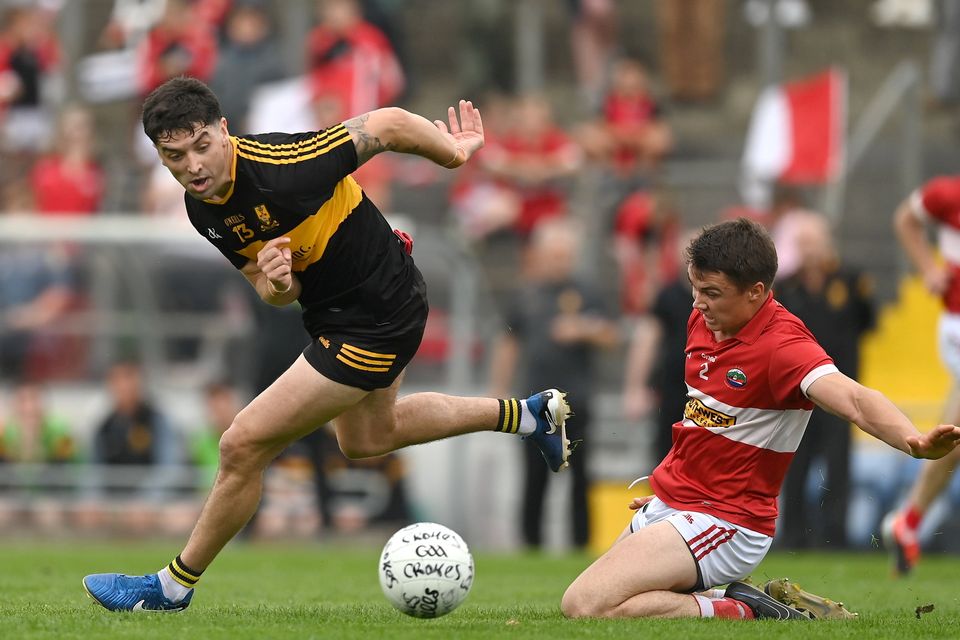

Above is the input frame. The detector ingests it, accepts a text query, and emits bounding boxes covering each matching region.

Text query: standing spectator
[137,0,218,97]
[927,0,960,108]
[622,229,697,466]
[29,104,104,216]
[566,0,618,113]
[577,57,672,184]
[209,0,286,135]
[489,218,619,550]
[481,94,583,238]
[306,0,404,117]
[0,2,61,204]
[775,212,876,550]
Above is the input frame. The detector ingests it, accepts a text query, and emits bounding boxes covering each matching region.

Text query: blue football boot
[523,388,574,472]
[83,573,193,612]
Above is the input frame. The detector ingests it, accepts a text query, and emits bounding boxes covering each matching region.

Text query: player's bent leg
[561,521,700,618]
[84,356,369,612]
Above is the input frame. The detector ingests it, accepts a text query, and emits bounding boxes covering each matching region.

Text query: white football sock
[518,399,537,435]
[158,568,193,602]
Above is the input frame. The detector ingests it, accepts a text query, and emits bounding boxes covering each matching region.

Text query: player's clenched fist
[257,236,293,294]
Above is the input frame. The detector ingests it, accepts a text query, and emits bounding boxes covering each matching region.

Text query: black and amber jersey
[184,124,418,337]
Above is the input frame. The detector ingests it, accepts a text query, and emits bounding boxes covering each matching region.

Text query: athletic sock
[703,596,755,620]
[494,399,538,436]
[158,555,203,602]
[904,504,923,530]
[700,588,726,599]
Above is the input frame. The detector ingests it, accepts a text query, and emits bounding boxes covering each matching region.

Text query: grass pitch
[3,540,958,639]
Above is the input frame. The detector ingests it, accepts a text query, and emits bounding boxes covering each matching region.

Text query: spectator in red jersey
[612,190,681,315]
[561,218,959,621]
[0,2,61,205]
[30,104,104,216]
[137,0,218,96]
[577,57,672,182]
[305,0,404,117]
[480,94,582,238]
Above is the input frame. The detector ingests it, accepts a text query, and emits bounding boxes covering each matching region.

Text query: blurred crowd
[0,0,947,550]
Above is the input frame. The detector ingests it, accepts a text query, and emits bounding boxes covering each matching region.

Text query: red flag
[742,68,846,197]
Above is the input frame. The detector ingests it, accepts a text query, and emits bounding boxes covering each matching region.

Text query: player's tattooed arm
[344,113,397,166]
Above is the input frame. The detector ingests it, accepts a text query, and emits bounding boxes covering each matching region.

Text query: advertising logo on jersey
[725,368,747,389]
[683,397,736,428]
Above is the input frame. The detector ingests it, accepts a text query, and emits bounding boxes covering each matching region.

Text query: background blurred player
[82,77,573,612]
[883,175,960,576]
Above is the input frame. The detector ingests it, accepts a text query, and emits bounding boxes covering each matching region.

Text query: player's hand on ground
[628,496,654,511]
[257,236,293,293]
[907,423,960,459]
[434,99,483,168]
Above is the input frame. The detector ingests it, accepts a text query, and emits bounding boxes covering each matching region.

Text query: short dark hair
[685,217,778,290]
[142,76,222,144]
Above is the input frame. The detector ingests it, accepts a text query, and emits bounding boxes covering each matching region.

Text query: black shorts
[302,279,428,391]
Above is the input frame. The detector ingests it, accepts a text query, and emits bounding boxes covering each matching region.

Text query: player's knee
[218,418,267,472]
[561,585,607,618]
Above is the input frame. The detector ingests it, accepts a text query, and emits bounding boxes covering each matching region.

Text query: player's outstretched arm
[807,371,960,459]
[343,100,483,169]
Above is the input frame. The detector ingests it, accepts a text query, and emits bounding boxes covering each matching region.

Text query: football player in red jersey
[561,218,960,621]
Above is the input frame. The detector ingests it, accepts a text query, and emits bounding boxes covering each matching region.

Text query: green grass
[3,540,959,639]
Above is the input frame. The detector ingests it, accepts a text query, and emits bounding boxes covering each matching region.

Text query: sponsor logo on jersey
[255,204,279,231]
[683,397,736,428]
[207,228,223,239]
[224,214,245,225]
[318,336,330,349]
[725,368,747,389]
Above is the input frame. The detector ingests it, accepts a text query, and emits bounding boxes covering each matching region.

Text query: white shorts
[629,496,772,590]
[938,313,960,380]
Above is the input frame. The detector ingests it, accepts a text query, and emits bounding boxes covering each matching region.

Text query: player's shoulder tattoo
[343,113,396,165]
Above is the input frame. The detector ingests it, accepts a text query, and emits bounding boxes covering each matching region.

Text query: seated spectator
[189,381,240,489]
[305,0,404,116]
[209,0,286,135]
[577,57,672,182]
[86,359,184,532]
[481,94,582,238]
[30,104,104,216]
[0,382,74,464]
[0,236,76,382]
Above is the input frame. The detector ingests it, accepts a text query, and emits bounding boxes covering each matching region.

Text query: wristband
[267,279,291,295]
[443,145,462,168]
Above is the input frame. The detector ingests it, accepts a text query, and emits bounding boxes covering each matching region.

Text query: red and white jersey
[649,295,837,535]
[910,176,960,313]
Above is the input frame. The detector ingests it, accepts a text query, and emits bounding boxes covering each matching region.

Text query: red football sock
[904,504,923,530]
[695,595,755,619]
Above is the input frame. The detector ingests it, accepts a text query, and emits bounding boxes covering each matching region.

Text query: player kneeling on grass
[561,218,960,621]
[81,77,575,612]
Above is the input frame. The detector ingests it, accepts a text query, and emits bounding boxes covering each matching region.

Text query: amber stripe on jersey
[496,398,520,434]
[236,127,347,156]
[236,127,352,164]
[238,125,346,150]
[336,343,396,373]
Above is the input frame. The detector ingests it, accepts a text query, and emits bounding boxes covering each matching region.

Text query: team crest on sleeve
[725,368,747,389]
[254,204,279,231]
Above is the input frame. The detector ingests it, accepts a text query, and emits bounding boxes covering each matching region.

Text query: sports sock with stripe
[495,399,537,436]
[695,595,754,619]
[158,555,203,602]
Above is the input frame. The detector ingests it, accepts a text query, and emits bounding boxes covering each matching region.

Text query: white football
[378,522,474,618]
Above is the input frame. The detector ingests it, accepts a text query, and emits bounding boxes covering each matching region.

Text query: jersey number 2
[699,361,709,380]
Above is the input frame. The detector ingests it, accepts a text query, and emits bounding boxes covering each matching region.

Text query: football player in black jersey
[83,76,575,612]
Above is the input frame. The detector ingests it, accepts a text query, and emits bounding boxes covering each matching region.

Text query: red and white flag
[741,68,847,206]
